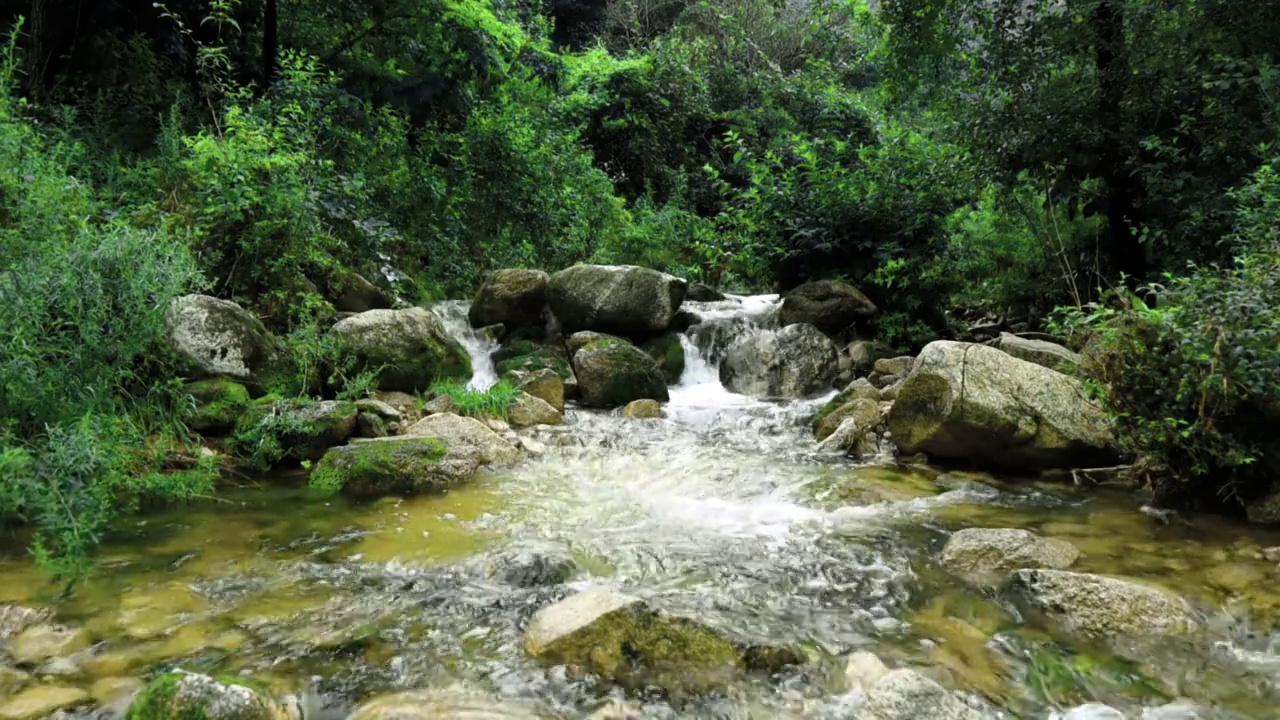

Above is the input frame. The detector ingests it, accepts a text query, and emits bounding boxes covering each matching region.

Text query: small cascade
[430,300,499,390]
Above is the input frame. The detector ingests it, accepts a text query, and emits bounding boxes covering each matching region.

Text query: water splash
[430,300,499,390]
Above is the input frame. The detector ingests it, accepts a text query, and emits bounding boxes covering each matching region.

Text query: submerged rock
[480,544,578,587]
[505,367,565,413]
[469,269,550,331]
[571,337,668,409]
[996,332,1082,373]
[888,341,1115,470]
[125,672,291,720]
[1008,570,1200,643]
[330,308,471,392]
[623,398,664,419]
[508,392,562,428]
[8,624,90,666]
[549,264,688,337]
[642,333,686,385]
[310,437,477,497]
[0,605,48,640]
[778,280,877,338]
[862,668,994,720]
[404,413,521,466]
[940,528,1080,588]
[166,294,283,386]
[524,588,741,692]
[720,324,838,398]
[349,688,543,720]
[0,685,90,720]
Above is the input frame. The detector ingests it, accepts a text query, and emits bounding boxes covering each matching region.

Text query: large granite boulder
[469,269,550,331]
[720,324,838,398]
[570,335,668,408]
[549,265,687,337]
[330,308,471,393]
[996,333,1082,374]
[887,341,1115,470]
[166,295,283,386]
[778,280,877,338]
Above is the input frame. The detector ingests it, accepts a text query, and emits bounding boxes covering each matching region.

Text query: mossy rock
[229,399,358,468]
[813,379,880,430]
[125,671,288,720]
[572,340,668,409]
[309,437,473,497]
[329,308,471,393]
[493,341,571,381]
[642,333,686,385]
[183,379,251,434]
[524,588,741,693]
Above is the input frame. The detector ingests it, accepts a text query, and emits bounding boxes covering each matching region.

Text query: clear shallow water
[4,298,1280,718]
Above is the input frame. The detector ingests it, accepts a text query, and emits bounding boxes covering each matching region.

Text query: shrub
[428,379,523,420]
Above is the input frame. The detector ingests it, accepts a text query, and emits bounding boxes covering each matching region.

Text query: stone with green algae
[125,671,293,720]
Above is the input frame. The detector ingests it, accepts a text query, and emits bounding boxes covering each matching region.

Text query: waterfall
[430,300,499,390]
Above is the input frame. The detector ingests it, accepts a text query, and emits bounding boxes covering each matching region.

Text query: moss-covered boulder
[124,671,290,720]
[815,398,881,443]
[469,269,550,331]
[183,379,251,434]
[887,341,1116,470]
[310,437,477,497]
[995,333,1082,374]
[403,413,521,465]
[549,265,688,337]
[571,337,668,409]
[493,340,571,381]
[813,379,880,432]
[504,368,564,413]
[508,392,562,428]
[524,588,741,693]
[778,280,878,338]
[230,399,358,467]
[566,331,628,357]
[326,271,392,314]
[330,308,471,393]
[165,295,284,387]
[642,333,686,385]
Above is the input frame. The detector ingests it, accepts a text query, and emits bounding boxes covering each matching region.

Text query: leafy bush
[428,379,523,420]
[1060,159,1280,508]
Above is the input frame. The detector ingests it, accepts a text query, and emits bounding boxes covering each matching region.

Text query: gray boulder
[166,295,283,386]
[549,265,687,337]
[888,341,1115,470]
[330,272,392,313]
[469,269,550,331]
[720,324,838,398]
[996,333,1082,373]
[330,308,471,393]
[941,529,1080,587]
[403,413,521,466]
[863,668,995,720]
[779,280,877,338]
[571,337,669,408]
[1008,570,1200,643]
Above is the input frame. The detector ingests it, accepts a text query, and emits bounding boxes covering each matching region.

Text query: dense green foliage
[4,0,1280,574]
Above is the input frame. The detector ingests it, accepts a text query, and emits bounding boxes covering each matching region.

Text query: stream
[3,296,1280,718]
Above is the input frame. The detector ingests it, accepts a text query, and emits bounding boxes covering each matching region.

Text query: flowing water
[4,297,1280,718]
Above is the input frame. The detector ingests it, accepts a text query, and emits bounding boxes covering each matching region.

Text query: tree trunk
[1091,0,1146,284]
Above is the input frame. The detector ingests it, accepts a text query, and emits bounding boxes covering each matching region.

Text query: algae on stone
[309,437,469,497]
[183,378,251,434]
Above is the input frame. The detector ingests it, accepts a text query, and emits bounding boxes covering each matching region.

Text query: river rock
[1008,570,1200,642]
[720,324,838,398]
[941,529,1080,587]
[166,295,283,386]
[493,340,572,380]
[842,651,890,693]
[91,676,145,708]
[508,392,562,428]
[997,333,1082,373]
[330,308,471,392]
[355,399,402,422]
[816,398,881,443]
[686,283,726,302]
[183,378,251,434]
[505,368,564,413]
[846,340,893,377]
[125,671,291,720]
[873,356,915,379]
[1141,700,1206,719]
[571,338,668,408]
[469,269,550,331]
[330,272,392,313]
[642,333,686,385]
[524,588,740,692]
[0,685,90,720]
[548,265,688,337]
[862,668,993,720]
[480,544,577,587]
[404,413,522,466]
[818,417,880,456]
[1245,491,1280,525]
[231,399,358,464]
[310,437,478,497]
[0,605,48,640]
[815,378,881,431]
[1053,705,1126,720]
[779,280,877,338]
[8,624,90,666]
[350,688,543,720]
[623,399,664,419]
[888,341,1115,470]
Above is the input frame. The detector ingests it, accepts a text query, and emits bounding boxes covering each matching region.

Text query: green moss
[228,399,356,471]
[814,385,857,429]
[494,345,571,380]
[309,437,452,497]
[642,333,685,385]
[126,672,209,720]
[184,379,251,434]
